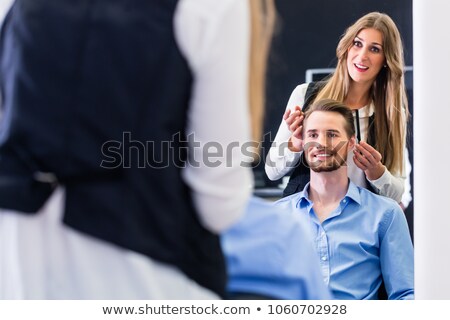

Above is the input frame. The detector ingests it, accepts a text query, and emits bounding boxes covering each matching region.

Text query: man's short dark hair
[303,99,355,138]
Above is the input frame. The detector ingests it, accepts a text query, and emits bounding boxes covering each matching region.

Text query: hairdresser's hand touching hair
[353,141,386,181]
[284,105,304,152]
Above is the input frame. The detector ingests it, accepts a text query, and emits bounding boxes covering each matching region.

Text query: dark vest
[0,0,226,297]
[283,82,377,197]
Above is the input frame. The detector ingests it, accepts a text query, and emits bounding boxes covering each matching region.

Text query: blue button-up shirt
[275,181,414,300]
[222,196,332,300]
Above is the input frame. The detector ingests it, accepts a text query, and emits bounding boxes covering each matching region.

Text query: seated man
[221,196,332,300]
[275,99,414,299]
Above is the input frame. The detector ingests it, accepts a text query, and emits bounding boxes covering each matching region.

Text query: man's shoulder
[224,196,312,255]
[357,186,402,214]
[274,192,303,208]
[238,196,306,231]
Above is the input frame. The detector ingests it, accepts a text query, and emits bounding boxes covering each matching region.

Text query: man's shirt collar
[296,179,362,210]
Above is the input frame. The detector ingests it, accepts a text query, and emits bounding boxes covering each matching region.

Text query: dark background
[256,0,414,239]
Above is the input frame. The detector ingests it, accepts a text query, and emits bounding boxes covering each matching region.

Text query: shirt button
[321,256,327,261]
[342,199,347,203]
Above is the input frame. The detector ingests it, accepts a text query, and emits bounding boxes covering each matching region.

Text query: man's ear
[348,135,356,150]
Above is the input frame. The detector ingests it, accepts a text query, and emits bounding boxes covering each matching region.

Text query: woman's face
[346,28,385,86]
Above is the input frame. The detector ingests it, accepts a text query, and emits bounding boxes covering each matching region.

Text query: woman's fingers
[284,106,303,133]
[361,141,382,161]
[289,114,304,133]
[353,150,371,167]
[353,155,367,170]
[354,142,382,166]
[293,124,303,140]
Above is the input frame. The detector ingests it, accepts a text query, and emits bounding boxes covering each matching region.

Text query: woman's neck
[345,82,372,109]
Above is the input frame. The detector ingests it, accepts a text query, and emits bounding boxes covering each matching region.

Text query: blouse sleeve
[174,0,253,233]
[368,106,411,204]
[368,146,411,204]
[265,83,309,181]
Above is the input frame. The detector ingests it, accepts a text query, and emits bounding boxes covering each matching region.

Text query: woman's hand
[353,141,386,180]
[284,106,304,152]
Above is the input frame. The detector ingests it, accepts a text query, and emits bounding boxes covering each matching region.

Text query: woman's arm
[265,83,308,181]
[354,142,409,203]
[368,147,411,204]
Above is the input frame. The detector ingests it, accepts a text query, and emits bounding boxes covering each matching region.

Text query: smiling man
[275,99,414,300]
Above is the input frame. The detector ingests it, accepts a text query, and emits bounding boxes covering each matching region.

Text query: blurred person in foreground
[0,0,263,299]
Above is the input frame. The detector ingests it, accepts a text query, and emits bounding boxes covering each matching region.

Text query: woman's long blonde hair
[248,0,276,144]
[315,12,409,175]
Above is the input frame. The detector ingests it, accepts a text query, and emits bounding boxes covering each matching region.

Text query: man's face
[302,111,355,173]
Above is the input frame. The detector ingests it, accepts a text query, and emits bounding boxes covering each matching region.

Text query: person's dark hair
[303,99,355,138]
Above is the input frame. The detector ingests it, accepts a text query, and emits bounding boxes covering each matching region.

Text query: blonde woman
[266,12,410,204]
